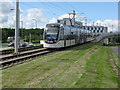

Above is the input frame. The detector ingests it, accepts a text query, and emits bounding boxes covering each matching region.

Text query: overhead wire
[20,2,36,9]
[47,2,65,12]
[61,1,93,23]
[40,2,62,16]
[60,1,86,21]
[20,2,60,18]
[20,1,92,23]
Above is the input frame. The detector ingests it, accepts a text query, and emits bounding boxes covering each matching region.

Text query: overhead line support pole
[15,0,19,54]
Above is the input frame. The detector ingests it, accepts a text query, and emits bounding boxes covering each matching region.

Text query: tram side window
[95,27,97,30]
[102,27,104,30]
[64,21,66,25]
[58,20,60,23]
[71,32,73,34]
[82,27,85,29]
[88,27,89,30]
[91,27,93,30]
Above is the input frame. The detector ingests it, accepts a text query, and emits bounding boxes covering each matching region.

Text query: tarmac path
[111,46,120,57]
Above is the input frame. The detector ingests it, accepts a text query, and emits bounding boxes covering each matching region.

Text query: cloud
[0,6,49,28]
[0,0,49,28]
[104,20,118,32]
[48,13,75,23]
[0,0,15,28]
[22,8,48,28]
[49,13,84,23]
[48,14,70,24]
[58,13,79,19]
[49,18,57,23]
[87,19,118,32]
[58,14,69,19]
[0,15,8,23]
[0,0,14,16]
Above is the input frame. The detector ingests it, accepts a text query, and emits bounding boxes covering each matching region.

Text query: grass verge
[2,43,118,88]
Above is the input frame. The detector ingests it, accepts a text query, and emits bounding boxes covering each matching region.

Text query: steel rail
[0,48,54,70]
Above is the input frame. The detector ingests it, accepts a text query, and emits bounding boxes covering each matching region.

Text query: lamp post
[11,3,23,53]
[32,19,37,29]
[15,0,19,54]
[29,33,31,44]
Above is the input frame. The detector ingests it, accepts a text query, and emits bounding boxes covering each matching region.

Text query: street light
[15,0,19,54]
[10,3,23,53]
[10,0,20,54]
[10,3,20,53]
[32,19,37,29]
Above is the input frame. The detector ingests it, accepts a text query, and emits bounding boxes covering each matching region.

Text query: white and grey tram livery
[40,23,92,48]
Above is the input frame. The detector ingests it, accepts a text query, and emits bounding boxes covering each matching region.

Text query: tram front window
[44,26,59,43]
[45,34,57,40]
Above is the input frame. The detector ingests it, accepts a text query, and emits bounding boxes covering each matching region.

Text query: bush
[1,28,44,43]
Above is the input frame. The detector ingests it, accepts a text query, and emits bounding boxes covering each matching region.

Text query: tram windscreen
[44,26,59,40]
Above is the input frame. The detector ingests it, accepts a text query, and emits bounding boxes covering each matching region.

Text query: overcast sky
[0,0,119,32]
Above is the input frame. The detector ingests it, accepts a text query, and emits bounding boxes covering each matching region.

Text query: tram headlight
[44,40,59,44]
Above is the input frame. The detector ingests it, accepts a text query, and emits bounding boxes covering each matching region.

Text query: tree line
[1,28,44,43]
[1,28,120,44]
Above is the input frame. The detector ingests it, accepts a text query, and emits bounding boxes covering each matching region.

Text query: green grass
[33,43,41,45]
[2,43,119,88]
[0,43,8,47]
[73,46,118,88]
[0,44,8,47]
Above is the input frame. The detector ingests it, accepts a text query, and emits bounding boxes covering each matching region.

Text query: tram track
[0,42,91,70]
[0,45,43,55]
[0,48,55,70]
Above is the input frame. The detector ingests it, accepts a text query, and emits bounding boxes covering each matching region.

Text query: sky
[0,0,119,32]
